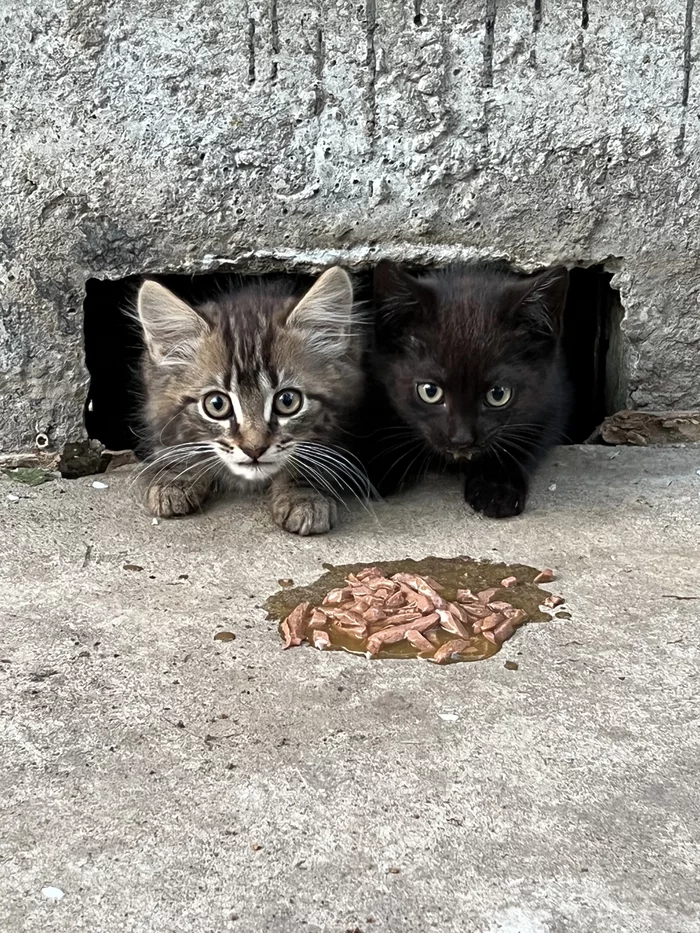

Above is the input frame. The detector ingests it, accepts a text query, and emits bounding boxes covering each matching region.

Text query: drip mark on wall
[681,0,695,107]
[578,0,588,71]
[270,0,280,82]
[366,0,378,142]
[313,27,325,116]
[533,0,542,32]
[483,0,498,88]
[247,18,256,84]
[676,0,696,154]
[529,0,542,66]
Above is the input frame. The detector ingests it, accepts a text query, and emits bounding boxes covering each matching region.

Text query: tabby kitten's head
[136,267,364,484]
[373,261,569,461]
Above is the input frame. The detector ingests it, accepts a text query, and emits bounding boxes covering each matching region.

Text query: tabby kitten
[135,267,367,535]
[370,261,571,518]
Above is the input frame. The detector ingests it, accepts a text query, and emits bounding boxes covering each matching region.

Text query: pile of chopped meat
[280,566,560,663]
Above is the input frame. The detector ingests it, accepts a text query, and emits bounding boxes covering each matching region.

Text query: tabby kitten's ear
[137,280,209,364]
[284,266,355,354]
[507,266,569,340]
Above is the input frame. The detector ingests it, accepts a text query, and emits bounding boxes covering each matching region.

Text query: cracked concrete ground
[1,446,699,933]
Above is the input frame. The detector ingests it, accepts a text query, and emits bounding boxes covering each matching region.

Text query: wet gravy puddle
[264,556,567,664]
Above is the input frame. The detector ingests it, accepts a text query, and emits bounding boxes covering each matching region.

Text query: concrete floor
[1,446,699,933]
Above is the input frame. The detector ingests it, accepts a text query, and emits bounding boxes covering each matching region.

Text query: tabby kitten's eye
[202,391,233,420]
[417,383,444,404]
[485,386,513,408]
[273,389,304,417]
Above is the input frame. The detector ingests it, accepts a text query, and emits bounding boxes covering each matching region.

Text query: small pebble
[214,631,236,642]
[41,887,64,900]
[91,481,108,489]
[504,660,519,671]
[6,494,20,502]
[548,483,557,492]
[151,518,159,525]
[438,713,459,722]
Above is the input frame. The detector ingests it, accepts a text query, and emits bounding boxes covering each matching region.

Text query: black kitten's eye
[273,389,304,417]
[485,386,513,408]
[417,383,444,404]
[202,391,233,420]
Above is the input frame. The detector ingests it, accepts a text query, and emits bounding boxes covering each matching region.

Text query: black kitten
[369,261,571,518]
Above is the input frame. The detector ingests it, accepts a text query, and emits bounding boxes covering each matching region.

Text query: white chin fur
[226,461,281,481]
[213,446,285,483]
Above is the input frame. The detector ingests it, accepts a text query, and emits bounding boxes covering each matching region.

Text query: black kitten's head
[373,261,569,461]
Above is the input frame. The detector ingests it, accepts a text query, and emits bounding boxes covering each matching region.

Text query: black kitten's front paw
[464,475,527,518]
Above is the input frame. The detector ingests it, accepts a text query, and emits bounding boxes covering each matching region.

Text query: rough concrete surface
[2,2,700,451]
[1,445,700,932]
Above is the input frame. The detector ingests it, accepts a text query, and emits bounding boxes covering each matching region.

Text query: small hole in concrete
[35,433,50,449]
[413,13,426,26]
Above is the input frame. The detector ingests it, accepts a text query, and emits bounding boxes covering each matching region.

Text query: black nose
[240,445,269,462]
[449,430,474,450]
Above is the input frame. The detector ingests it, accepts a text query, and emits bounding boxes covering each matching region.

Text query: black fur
[364,261,572,518]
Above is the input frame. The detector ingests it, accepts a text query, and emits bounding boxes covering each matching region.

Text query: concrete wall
[1,0,698,453]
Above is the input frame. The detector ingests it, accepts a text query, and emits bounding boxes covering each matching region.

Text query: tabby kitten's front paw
[270,486,338,536]
[464,475,527,518]
[146,483,207,518]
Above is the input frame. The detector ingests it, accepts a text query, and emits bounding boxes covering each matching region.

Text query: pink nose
[240,445,269,462]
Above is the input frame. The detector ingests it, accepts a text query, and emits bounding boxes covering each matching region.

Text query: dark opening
[562,266,624,442]
[82,264,623,452]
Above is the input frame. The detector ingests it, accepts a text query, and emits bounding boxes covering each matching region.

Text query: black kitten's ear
[508,266,569,338]
[373,262,435,345]
[374,260,407,305]
[374,261,435,308]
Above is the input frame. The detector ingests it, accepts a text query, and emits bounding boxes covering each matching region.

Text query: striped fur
[135,267,367,535]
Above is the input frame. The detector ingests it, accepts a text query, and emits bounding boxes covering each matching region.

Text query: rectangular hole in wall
[82,264,625,453]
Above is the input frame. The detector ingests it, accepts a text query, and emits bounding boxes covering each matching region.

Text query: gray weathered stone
[1,0,699,452]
